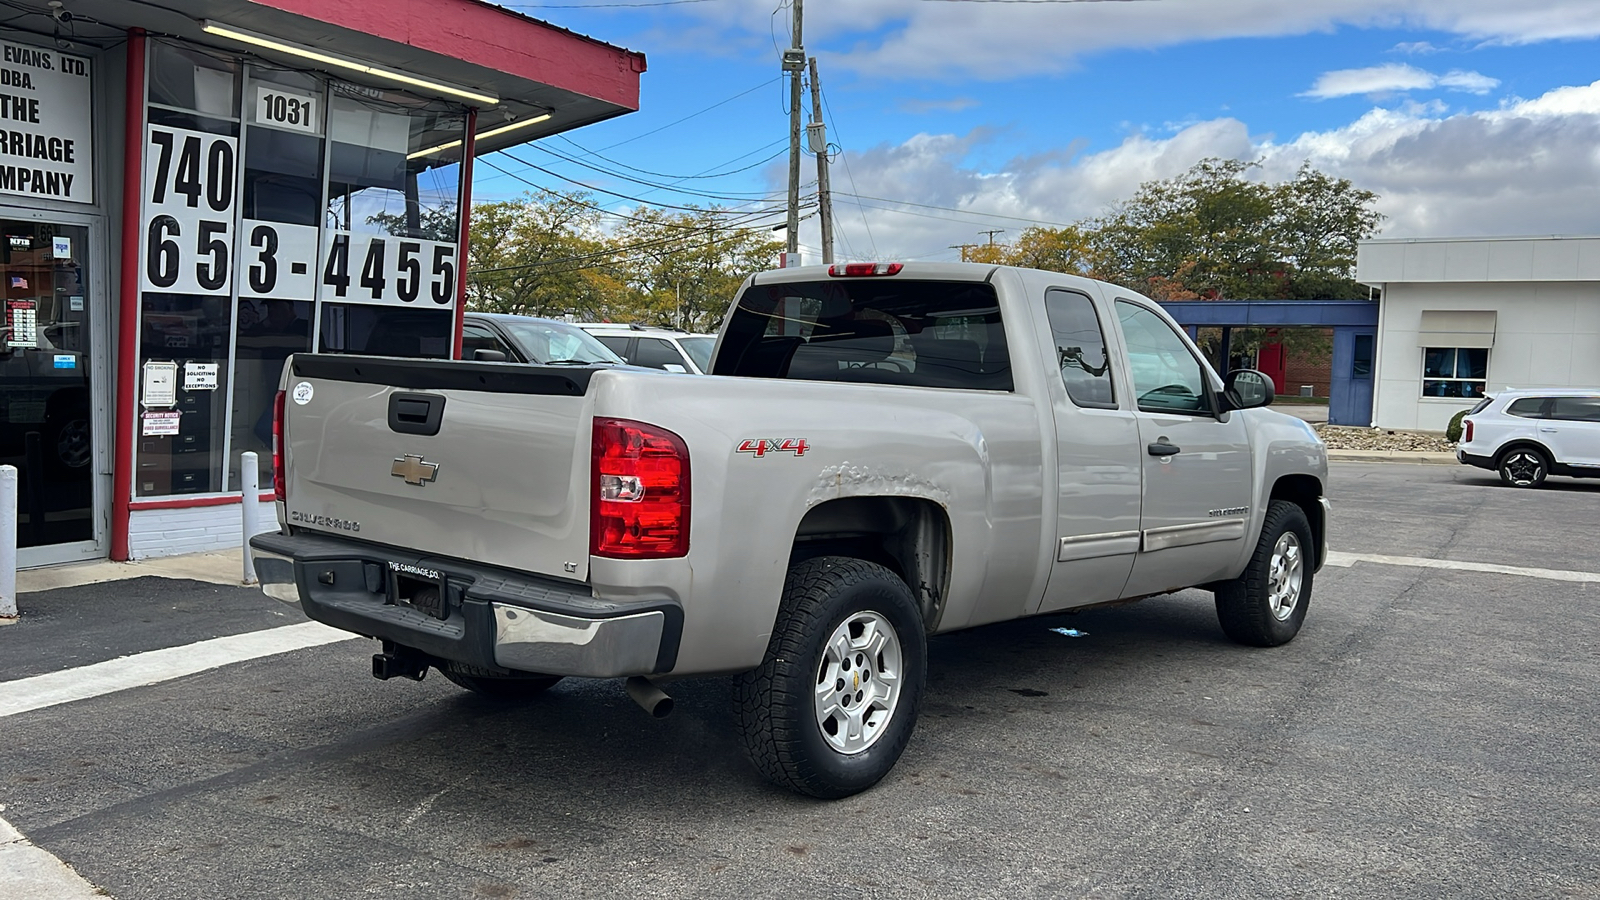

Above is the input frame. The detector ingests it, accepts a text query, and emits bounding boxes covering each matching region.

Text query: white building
[1357,235,1600,431]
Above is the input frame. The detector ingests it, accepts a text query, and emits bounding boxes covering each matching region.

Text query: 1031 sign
[140,125,237,296]
[319,231,458,308]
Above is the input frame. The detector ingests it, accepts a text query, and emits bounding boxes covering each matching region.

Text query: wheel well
[1270,474,1324,568]
[790,497,951,631]
[1493,441,1552,466]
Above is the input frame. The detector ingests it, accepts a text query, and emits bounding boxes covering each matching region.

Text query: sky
[478,0,1600,265]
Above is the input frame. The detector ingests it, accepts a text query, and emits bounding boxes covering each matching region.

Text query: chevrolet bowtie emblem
[391,454,440,485]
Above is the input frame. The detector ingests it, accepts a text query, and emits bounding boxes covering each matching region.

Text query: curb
[1326,450,1459,466]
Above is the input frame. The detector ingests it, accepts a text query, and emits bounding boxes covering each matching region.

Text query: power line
[819,88,877,257]
[555,134,789,181]
[497,148,793,215]
[583,78,780,153]
[524,141,787,202]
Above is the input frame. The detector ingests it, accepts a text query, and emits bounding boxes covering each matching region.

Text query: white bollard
[1,465,16,618]
[240,452,259,585]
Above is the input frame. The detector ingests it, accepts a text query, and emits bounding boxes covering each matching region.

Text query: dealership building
[1357,235,1600,432]
[2,0,643,567]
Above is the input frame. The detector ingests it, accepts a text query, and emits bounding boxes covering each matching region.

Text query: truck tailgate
[281,356,594,582]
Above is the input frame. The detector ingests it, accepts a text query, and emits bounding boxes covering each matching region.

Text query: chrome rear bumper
[249,531,680,678]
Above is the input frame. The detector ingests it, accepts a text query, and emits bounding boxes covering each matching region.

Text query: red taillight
[591,418,690,559]
[272,390,286,502]
[1464,420,1474,443]
[828,262,903,277]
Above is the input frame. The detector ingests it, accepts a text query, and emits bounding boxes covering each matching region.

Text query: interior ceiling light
[200,21,499,106]
[407,114,553,160]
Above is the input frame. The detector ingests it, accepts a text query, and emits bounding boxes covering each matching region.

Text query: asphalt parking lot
[3,461,1598,899]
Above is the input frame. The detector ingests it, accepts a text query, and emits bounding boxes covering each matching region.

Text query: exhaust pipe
[625,676,674,718]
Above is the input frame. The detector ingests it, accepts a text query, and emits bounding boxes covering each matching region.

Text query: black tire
[1215,500,1314,647]
[734,556,927,799]
[438,664,563,700]
[1497,447,1549,488]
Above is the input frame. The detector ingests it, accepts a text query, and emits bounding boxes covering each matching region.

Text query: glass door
[1,220,94,551]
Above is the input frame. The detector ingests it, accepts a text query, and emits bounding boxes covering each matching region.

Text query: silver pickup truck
[252,262,1329,798]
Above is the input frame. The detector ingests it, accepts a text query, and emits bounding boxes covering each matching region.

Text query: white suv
[1457,389,1600,487]
[577,324,715,374]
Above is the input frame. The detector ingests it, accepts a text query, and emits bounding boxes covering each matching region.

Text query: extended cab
[252,263,1329,798]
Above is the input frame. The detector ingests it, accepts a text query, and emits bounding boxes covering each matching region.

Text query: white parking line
[0,622,357,719]
[0,813,102,900]
[1325,551,1600,584]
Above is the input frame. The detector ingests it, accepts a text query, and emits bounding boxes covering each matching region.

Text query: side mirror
[472,348,508,362]
[1223,369,1275,410]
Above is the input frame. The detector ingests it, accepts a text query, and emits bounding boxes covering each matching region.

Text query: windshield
[497,318,623,364]
[679,336,715,372]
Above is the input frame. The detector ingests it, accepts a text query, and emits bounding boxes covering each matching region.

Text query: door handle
[1147,440,1181,457]
[1539,427,1558,433]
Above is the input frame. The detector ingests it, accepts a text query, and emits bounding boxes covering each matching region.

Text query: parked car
[253,261,1328,798]
[577,323,714,374]
[461,313,623,366]
[1457,389,1600,487]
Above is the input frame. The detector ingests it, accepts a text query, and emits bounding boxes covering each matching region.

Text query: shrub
[1446,409,1468,442]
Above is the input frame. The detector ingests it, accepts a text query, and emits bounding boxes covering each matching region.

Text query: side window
[1114,301,1210,415]
[595,335,632,360]
[461,323,511,359]
[1552,396,1600,423]
[1505,397,1547,418]
[632,337,689,371]
[1044,289,1116,409]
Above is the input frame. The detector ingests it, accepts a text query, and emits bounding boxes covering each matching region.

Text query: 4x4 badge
[391,454,440,485]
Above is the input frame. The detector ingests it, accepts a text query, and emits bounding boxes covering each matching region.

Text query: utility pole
[783,0,804,265]
[979,228,1006,246]
[949,244,977,262]
[807,56,834,265]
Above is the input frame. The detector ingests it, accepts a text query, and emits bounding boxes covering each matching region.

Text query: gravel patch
[1314,425,1457,452]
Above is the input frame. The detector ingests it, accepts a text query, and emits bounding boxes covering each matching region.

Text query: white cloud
[645,0,1600,82]
[1437,70,1501,93]
[1302,64,1438,98]
[1391,41,1440,54]
[1302,64,1499,98]
[799,79,1600,260]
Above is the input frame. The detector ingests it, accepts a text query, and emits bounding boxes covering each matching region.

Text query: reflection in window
[1045,289,1115,409]
[1552,396,1600,423]
[326,88,464,242]
[1115,301,1209,414]
[1421,347,1487,398]
[230,298,312,492]
[1352,334,1373,379]
[496,317,620,364]
[715,280,1013,390]
[136,294,232,495]
[319,304,453,358]
[678,336,714,372]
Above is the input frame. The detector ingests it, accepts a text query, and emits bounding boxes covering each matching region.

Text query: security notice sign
[0,42,93,203]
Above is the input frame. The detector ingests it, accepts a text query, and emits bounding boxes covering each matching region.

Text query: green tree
[464,192,626,320]
[968,225,1091,273]
[610,206,784,332]
[1083,158,1383,302]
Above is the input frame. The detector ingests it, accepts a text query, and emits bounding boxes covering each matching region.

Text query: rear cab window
[714,278,1013,390]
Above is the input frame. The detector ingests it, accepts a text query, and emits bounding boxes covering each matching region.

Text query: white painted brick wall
[127,503,279,560]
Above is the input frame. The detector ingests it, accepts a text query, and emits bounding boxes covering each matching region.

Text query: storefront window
[134,45,468,498]
[319,87,464,358]
[1421,347,1488,398]
[136,42,240,496]
[230,67,322,490]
